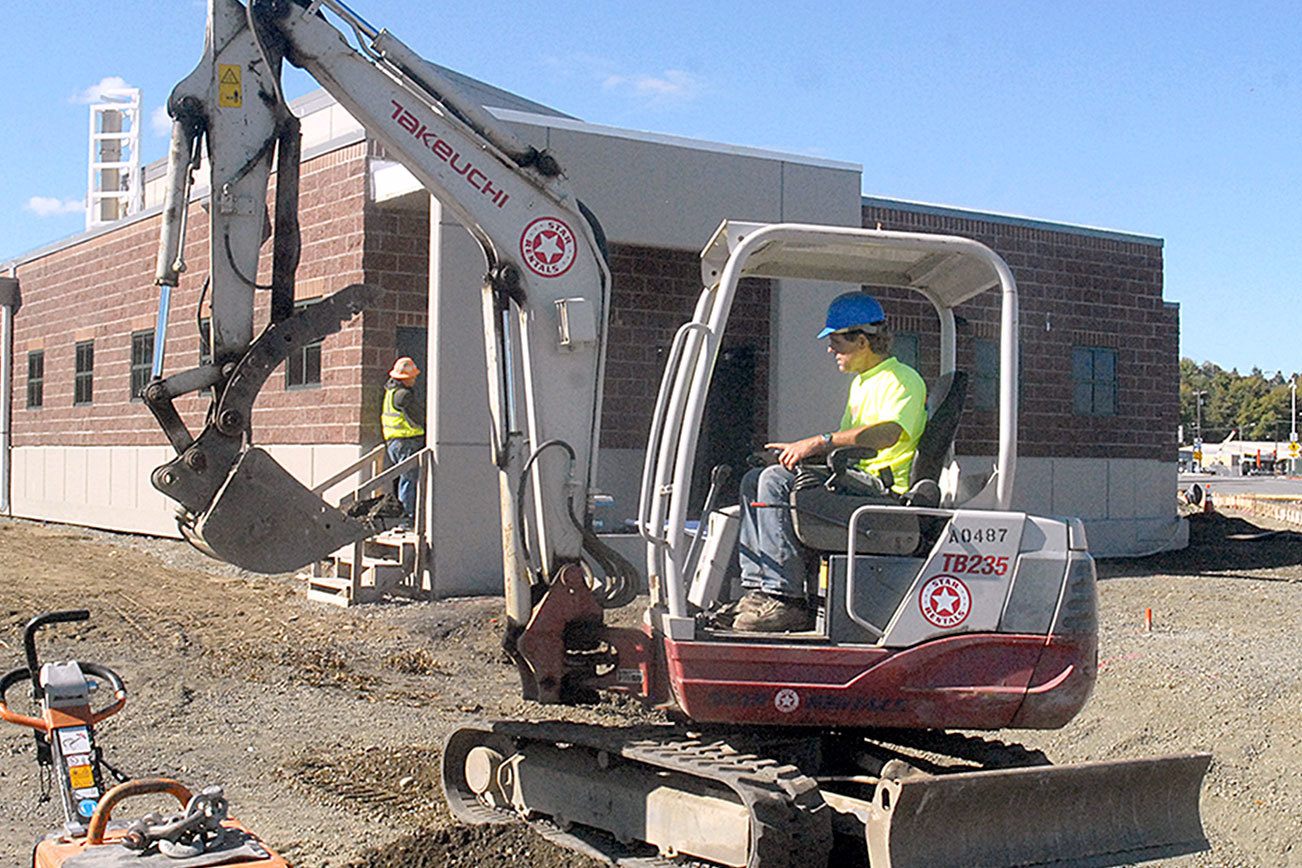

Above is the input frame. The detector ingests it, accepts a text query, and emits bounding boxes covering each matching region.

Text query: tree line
[1180,359,1298,443]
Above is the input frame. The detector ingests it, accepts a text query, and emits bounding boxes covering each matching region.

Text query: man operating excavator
[733,292,928,631]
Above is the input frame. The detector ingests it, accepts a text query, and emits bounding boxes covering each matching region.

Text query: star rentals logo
[520,217,577,278]
[918,574,972,629]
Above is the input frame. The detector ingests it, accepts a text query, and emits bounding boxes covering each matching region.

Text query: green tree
[1179,358,1299,443]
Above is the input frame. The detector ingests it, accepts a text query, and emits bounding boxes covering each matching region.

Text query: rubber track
[453,720,833,868]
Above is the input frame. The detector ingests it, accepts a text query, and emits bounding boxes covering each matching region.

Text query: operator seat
[789,371,968,556]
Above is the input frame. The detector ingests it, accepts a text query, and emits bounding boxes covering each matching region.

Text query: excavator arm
[146,0,634,631]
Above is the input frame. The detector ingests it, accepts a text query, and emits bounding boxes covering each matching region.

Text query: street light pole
[1290,377,1298,473]
[1193,390,1207,473]
[1291,377,1297,443]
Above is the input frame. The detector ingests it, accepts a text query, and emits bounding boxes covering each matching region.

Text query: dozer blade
[866,753,1211,867]
[188,447,375,574]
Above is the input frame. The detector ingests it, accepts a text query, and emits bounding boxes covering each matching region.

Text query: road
[1179,473,1302,498]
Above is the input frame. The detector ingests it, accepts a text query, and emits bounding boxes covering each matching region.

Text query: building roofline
[493,107,862,173]
[862,195,1164,248]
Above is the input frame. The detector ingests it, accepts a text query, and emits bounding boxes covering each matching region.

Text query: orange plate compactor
[1,611,287,867]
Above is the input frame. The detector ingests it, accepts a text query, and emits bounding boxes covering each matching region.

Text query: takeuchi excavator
[138,1,1212,864]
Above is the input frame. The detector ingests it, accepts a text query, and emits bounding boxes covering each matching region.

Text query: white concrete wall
[9,444,369,540]
[423,198,506,597]
[964,455,1186,557]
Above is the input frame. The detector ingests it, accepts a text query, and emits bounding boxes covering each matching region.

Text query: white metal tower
[86,87,143,230]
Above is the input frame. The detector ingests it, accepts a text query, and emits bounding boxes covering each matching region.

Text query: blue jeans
[738,465,807,598]
[385,437,422,519]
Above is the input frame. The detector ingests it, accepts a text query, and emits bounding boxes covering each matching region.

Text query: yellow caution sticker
[68,764,95,789]
[219,64,243,108]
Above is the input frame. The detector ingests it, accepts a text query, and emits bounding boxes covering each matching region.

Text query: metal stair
[296,442,432,607]
[305,530,425,607]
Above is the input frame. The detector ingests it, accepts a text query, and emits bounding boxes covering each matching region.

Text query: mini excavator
[138,1,1212,864]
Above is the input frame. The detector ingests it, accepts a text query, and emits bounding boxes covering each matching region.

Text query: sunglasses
[827,330,867,350]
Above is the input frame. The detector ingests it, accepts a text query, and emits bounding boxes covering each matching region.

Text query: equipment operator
[733,292,927,632]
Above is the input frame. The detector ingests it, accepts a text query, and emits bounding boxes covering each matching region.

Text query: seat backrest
[909,370,968,484]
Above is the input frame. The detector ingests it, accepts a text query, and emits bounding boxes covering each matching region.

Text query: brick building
[0,82,1183,595]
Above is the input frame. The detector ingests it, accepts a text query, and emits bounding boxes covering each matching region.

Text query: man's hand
[765,436,825,470]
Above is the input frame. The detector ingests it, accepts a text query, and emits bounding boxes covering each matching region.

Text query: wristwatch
[820,432,834,447]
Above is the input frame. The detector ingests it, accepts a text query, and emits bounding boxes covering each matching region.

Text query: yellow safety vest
[382,387,425,440]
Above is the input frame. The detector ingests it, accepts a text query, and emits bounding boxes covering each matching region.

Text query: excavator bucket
[865,753,1211,867]
[186,447,379,574]
[148,284,389,574]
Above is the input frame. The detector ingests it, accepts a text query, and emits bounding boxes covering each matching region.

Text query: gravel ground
[0,509,1298,866]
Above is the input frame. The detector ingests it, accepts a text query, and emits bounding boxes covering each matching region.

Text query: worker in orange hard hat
[382,357,426,528]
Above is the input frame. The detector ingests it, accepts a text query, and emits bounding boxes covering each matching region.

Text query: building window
[74,340,94,406]
[130,330,154,400]
[973,338,998,410]
[26,351,43,408]
[893,331,920,371]
[1072,346,1116,416]
[198,317,212,366]
[285,300,322,389]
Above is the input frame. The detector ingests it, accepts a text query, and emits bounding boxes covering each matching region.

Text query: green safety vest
[382,387,425,440]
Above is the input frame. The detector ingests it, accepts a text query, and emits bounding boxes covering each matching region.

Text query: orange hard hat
[389,357,420,380]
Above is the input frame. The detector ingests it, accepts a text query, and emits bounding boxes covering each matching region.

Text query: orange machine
[2,611,286,867]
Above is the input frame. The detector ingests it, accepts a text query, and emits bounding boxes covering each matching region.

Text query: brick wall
[361,199,431,446]
[862,204,1177,461]
[348,213,775,452]
[603,244,770,450]
[10,143,371,448]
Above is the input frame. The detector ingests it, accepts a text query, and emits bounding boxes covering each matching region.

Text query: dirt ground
[0,509,1299,867]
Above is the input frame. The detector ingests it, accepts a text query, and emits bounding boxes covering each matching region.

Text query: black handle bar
[78,662,126,696]
[22,610,90,701]
[0,667,31,705]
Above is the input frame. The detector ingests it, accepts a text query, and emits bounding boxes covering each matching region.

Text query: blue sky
[1,1,1297,377]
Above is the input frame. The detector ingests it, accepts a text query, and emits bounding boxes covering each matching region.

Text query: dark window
[1072,346,1117,416]
[130,330,154,400]
[198,317,212,366]
[285,300,322,389]
[893,331,920,371]
[973,338,998,411]
[26,351,43,408]
[74,340,94,406]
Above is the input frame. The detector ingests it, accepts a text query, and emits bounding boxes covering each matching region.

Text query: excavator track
[444,721,1210,868]
[443,720,833,868]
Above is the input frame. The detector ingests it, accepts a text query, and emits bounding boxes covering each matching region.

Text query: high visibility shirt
[840,356,927,492]
[382,386,425,440]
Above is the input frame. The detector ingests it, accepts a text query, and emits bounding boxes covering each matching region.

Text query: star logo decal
[919,575,972,629]
[520,217,578,277]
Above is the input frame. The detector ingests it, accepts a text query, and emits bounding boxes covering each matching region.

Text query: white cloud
[72,76,136,105]
[602,69,702,103]
[547,53,705,107]
[151,105,173,137]
[25,196,84,218]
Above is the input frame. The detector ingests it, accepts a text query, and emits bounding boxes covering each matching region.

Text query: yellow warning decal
[68,764,95,789]
[219,64,243,108]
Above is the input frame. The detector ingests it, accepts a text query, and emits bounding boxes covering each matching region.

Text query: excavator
[137,1,1211,864]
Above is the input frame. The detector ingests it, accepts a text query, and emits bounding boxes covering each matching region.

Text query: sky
[0,0,1297,377]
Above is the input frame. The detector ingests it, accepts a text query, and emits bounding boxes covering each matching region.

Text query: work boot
[705,591,773,628]
[732,593,814,632]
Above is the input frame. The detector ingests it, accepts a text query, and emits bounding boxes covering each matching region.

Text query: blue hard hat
[817,292,885,339]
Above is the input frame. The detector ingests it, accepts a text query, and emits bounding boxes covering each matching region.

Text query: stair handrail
[340,447,427,508]
[312,443,388,496]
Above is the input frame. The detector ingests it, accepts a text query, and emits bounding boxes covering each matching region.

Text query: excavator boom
[145,0,621,632]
